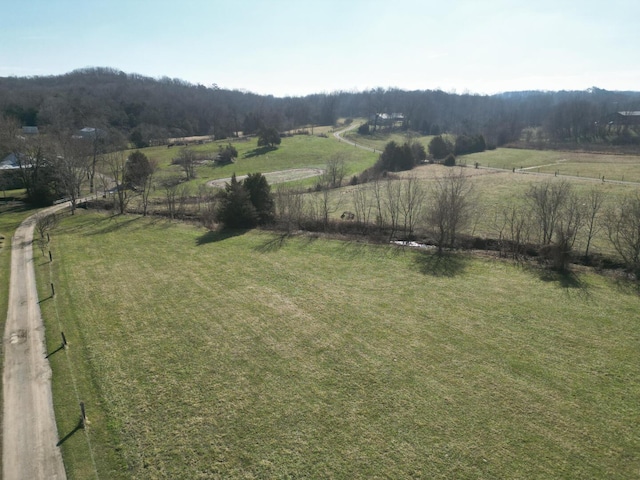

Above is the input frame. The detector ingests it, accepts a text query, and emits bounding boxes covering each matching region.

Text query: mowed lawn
[39,212,640,479]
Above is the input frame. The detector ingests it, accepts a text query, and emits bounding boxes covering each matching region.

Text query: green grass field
[123,134,378,193]
[466,149,640,182]
[315,163,638,257]
[39,212,640,479]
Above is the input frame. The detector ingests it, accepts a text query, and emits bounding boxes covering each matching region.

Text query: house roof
[375,113,404,120]
[0,153,20,170]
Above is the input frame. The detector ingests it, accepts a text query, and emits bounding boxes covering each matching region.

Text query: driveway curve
[3,203,71,480]
[206,167,324,188]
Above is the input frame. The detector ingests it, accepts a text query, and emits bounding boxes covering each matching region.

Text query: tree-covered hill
[1,67,639,148]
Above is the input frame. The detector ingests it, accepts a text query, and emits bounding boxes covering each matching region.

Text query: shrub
[443,154,456,166]
[428,135,453,160]
[357,123,371,135]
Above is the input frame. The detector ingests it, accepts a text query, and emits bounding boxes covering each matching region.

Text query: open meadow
[124,132,378,193]
[38,212,640,479]
[465,148,640,183]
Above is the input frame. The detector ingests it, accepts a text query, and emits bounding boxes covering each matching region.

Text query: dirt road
[333,123,378,152]
[206,168,324,188]
[3,206,68,479]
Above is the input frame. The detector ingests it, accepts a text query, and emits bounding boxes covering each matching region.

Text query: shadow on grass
[527,265,592,298]
[45,343,65,359]
[254,233,290,253]
[84,215,142,236]
[243,146,277,158]
[56,420,84,447]
[38,295,53,304]
[414,251,469,277]
[196,229,246,246]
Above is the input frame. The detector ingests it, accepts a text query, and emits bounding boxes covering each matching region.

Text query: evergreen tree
[428,135,453,160]
[216,174,258,228]
[243,172,275,225]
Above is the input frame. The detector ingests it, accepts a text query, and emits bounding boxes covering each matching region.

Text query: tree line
[2,69,640,151]
[272,170,640,277]
[5,111,637,279]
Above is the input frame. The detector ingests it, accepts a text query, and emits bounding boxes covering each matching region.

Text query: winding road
[3,203,70,479]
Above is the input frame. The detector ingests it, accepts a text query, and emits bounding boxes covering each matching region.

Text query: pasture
[466,148,640,182]
[126,133,378,192]
[39,212,640,479]
[314,163,638,257]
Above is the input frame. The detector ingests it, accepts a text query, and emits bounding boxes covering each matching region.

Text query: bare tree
[173,147,197,180]
[162,177,182,219]
[549,192,584,271]
[323,153,346,188]
[54,136,91,214]
[35,213,58,256]
[371,177,387,231]
[352,185,373,234]
[384,177,402,240]
[275,186,305,233]
[103,151,129,214]
[427,169,474,253]
[604,193,640,275]
[198,184,218,228]
[504,205,531,260]
[176,183,191,219]
[399,175,426,239]
[526,180,571,245]
[583,187,605,258]
[140,158,158,216]
[316,186,341,231]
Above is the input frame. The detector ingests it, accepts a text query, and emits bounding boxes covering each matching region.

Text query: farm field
[317,163,637,256]
[465,148,640,182]
[38,212,640,479]
[123,132,378,193]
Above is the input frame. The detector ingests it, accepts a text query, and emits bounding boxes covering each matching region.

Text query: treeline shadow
[414,251,470,277]
[527,265,591,297]
[243,146,277,159]
[84,215,142,236]
[196,229,246,246]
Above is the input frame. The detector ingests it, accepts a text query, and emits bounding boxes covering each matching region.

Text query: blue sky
[1,0,638,97]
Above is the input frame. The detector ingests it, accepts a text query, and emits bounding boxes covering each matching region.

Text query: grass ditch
[38,211,640,478]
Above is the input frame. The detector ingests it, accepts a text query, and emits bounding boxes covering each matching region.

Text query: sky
[1,0,639,97]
